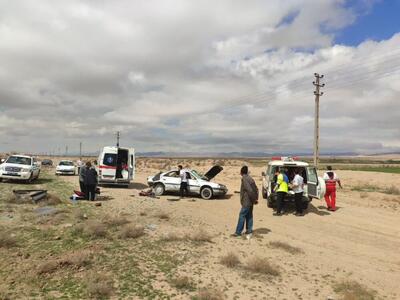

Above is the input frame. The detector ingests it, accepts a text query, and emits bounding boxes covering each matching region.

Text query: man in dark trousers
[232,166,258,237]
[178,165,188,198]
[84,161,98,201]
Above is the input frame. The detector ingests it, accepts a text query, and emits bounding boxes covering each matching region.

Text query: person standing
[79,162,87,194]
[84,161,98,201]
[233,166,258,237]
[291,168,304,216]
[273,168,288,216]
[178,165,188,198]
[323,166,342,211]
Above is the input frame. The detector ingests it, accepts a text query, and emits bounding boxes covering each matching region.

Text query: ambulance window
[103,154,117,166]
[307,167,318,183]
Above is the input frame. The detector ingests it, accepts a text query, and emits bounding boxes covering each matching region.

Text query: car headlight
[22,168,31,172]
[0,165,4,171]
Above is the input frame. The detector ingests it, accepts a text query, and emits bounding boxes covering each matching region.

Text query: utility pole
[65,145,68,156]
[313,73,324,169]
[116,131,120,147]
[79,142,82,160]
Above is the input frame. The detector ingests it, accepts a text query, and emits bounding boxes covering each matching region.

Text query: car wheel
[27,173,33,183]
[200,187,213,200]
[154,183,165,196]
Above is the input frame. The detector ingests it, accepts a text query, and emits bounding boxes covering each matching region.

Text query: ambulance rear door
[128,148,135,180]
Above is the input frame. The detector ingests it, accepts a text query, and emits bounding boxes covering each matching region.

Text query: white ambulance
[97,146,135,187]
[261,157,326,209]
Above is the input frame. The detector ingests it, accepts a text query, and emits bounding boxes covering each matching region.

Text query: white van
[97,146,135,187]
[261,157,326,209]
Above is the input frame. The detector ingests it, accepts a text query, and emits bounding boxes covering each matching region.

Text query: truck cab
[97,146,135,187]
[261,157,325,209]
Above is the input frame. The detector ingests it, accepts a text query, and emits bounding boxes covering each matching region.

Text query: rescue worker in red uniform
[323,166,342,211]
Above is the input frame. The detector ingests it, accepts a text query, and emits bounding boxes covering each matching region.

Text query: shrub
[85,222,107,238]
[195,288,225,300]
[86,273,113,299]
[187,230,213,243]
[245,257,280,276]
[119,225,145,239]
[0,232,17,248]
[219,252,240,268]
[170,276,194,290]
[268,241,303,254]
[104,216,130,227]
[333,280,376,300]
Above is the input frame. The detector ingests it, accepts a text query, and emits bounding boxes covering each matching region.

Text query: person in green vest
[273,168,288,216]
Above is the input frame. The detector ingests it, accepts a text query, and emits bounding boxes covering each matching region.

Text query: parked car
[97,146,135,187]
[56,160,76,175]
[261,157,326,209]
[41,159,53,166]
[147,166,228,199]
[0,155,41,183]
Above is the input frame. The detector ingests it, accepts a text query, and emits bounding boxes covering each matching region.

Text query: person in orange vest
[323,166,342,211]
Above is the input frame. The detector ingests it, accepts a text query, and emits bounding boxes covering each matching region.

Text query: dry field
[0,157,399,299]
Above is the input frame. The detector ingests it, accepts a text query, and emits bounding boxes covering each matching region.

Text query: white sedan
[56,160,76,175]
[147,166,228,199]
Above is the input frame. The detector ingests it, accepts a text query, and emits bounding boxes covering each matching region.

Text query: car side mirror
[261,172,266,176]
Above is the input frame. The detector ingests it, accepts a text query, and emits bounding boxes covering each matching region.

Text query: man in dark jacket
[83,161,98,201]
[79,162,87,194]
[232,166,258,237]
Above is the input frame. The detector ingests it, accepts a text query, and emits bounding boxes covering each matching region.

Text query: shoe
[295,212,304,216]
[230,233,241,238]
[273,212,282,216]
[244,231,253,235]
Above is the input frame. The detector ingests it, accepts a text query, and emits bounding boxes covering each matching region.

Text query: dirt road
[65,165,400,299]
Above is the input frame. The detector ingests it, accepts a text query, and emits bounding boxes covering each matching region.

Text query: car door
[32,158,39,177]
[188,171,201,194]
[306,167,325,199]
[128,148,135,180]
[162,171,181,192]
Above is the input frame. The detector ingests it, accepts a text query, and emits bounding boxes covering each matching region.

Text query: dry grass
[170,276,194,290]
[382,185,400,195]
[43,193,62,205]
[73,209,87,221]
[333,280,376,300]
[245,257,280,276]
[155,212,170,221]
[119,225,145,239]
[86,273,114,299]
[360,192,369,199]
[187,230,213,243]
[195,288,225,300]
[85,222,108,238]
[0,232,17,248]
[37,251,91,275]
[160,232,184,242]
[268,241,303,254]
[219,252,240,268]
[104,215,130,227]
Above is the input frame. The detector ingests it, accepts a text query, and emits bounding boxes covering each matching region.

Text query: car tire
[27,173,33,183]
[200,187,213,200]
[154,183,165,196]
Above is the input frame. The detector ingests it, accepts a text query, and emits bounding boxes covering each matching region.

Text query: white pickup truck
[0,155,41,183]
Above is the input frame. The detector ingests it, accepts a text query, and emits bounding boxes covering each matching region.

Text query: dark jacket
[84,167,98,186]
[240,174,258,208]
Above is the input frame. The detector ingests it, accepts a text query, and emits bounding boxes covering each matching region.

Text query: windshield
[191,170,206,180]
[59,161,74,166]
[6,156,32,165]
[103,153,117,166]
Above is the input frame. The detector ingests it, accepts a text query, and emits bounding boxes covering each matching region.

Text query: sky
[0,0,399,155]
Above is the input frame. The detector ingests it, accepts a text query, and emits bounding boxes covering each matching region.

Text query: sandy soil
[62,160,400,300]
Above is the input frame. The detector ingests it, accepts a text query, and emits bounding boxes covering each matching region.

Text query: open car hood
[203,165,223,181]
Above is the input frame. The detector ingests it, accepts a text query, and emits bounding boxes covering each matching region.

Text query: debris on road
[13,190,47,203]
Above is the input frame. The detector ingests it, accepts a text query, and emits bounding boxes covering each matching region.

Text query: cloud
[0,0,398,155]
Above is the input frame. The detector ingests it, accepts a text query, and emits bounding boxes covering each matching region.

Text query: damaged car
[147,166,228,199]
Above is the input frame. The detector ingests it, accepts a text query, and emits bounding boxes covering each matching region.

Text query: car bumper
[0,171,32,180]
[213,188,228,196]
[56,170,75,175]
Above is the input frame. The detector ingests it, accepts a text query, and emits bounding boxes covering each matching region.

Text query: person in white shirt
[291,168,304,216]
[178,165,188,198]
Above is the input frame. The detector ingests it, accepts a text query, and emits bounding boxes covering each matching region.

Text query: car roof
[10,155,32,158]
[268,160,309,167]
